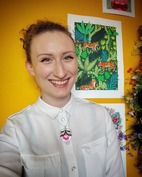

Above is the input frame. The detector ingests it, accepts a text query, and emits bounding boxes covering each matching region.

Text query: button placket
[62,142,79,177]
[57,110,67,127]
[58,110,78,176]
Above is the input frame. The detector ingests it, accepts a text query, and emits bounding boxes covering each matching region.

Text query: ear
[25,61,35,76]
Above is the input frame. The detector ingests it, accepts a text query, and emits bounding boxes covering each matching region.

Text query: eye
[40,57,52,63]
[64,55,74,61]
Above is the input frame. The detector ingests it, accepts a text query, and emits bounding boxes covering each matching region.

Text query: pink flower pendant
[60,128,72,143]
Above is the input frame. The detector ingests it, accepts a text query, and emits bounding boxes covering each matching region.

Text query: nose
[53,61,67,78]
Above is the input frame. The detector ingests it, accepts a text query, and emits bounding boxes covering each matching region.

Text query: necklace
[49,109,72,144]
[60,127,72,143]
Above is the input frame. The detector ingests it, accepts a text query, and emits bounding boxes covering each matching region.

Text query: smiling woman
[0,20,125,177]
[25,30,78,107]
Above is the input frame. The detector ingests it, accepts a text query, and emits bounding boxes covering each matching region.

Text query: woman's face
[26,31,78,106]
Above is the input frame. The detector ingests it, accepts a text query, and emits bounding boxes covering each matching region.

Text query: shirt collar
[35,94,75,119]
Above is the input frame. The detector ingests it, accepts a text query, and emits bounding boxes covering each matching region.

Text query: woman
[0,20,125,177]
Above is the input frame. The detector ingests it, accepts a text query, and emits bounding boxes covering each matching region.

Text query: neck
[41,94,71,108]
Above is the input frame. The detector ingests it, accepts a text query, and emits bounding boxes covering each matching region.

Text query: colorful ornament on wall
[124,25,142,174]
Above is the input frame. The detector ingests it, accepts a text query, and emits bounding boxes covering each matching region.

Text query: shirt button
[61,117,65,122]
[72,166,77,171]
[59,109,63,113]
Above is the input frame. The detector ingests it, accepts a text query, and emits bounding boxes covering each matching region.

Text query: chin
[54,90,71,99]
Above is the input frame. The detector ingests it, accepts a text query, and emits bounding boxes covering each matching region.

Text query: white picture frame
[102,0,135,17]
[68,14,124,98]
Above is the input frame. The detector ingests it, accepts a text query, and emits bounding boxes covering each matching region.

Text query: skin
[26,31,78,107]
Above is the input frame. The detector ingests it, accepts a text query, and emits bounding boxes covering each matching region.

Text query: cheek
[74,66,78,75]
[69,60,78,73]
[34,66,51,79]
[73,62,78,75]
[68,65,78,76]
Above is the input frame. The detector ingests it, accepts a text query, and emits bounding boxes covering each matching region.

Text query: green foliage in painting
[75,21,119,90]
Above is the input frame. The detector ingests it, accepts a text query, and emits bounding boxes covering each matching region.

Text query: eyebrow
[37,51,76,57]
[37,53,52,57]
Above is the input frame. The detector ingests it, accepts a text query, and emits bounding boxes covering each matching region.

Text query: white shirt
[0,95,125,177]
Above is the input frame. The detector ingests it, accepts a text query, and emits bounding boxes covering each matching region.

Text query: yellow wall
[0,0,142,176]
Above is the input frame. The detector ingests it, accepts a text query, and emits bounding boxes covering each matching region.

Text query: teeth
[50,80,68,85]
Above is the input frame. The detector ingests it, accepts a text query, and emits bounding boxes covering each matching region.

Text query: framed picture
[102,0,135,17]
[68,14,124,98]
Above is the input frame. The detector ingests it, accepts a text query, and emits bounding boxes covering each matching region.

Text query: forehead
[32,31,74,44]
[30,31,75,55]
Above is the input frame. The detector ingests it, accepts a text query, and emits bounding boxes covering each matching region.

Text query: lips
[50,79,68,86]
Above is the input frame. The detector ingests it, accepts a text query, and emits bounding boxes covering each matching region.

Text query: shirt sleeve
[0,119,22,177]
[105,109,125,177]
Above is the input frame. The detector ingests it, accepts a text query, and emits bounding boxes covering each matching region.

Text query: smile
[50,79,68,86]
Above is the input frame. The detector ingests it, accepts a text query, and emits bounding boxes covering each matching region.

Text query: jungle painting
[68,14,124,98]
[75,21,118,91]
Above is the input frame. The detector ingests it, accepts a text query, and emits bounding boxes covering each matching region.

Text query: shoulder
[8,104,34,122]
[73,96,114,132]
[74,96,106,111]
[73,96,110,121]
[1,104,35,134]
[73,96,112,122]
